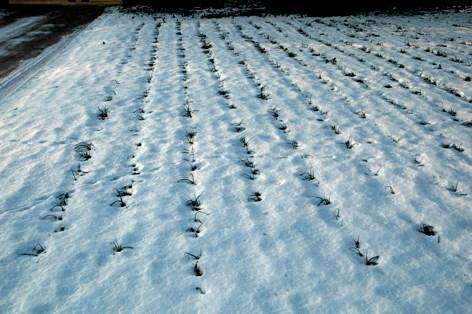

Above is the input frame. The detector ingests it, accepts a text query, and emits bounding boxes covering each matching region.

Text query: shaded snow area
[0,16,48,54]
[0,7,471,313]
[0,10,10,18]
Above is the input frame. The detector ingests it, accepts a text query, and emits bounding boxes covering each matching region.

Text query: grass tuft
[42,214,63,221]
[344,136,355,149]
[193,261,204,276]
[248,192,262,202]
[300,167,318,183]
[74,142,94,161]
[187,222,203,238]
[232,121,245,133]
[97,106,109,120]
[110,196,126,207]
[365,255,380,266]
[186,194,203,211]
[112,240,134,254]
[331,125,341,135]
[240,136,249,147]
[182,104,193,118]
[20,243,46,257]
[185,249,202,260]
[419,223,437,236]
[186,131,197,145]
[441,143,464,152]
[178,173,197,185]
[442,107,457,117]
[115,184,133,197]
[385,184,395,195]
[316,195,331,206]
[71,163,89,180]
[288,140,298,149]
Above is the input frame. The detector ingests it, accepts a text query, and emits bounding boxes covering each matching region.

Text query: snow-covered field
[0,7,471,313]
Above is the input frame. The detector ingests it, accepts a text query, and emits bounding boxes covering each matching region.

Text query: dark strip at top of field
[1,0,471,16]
[119,0,471,16]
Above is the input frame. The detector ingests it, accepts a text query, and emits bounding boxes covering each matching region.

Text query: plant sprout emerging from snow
[335,208,341,221]
[258,86,269,100]
[365,255,380,266]
[71,163,89,180]
[372,166,382,176]
[446,182,467,196]
[248,192,262,202]
[419,224,437,236]
[186,131,197,145]
[132,163,140,176]
[110,196,126,207]
[242,158,256,169]
[183,146,196,163]
[242,158,260,180]
[385,184,396,195]
[185,249,202,260]
[52,192,70,212]
[194,211,209,224]
[218,88,230,99]
[42,214,63,221]
[288,139,298,149]
[20,243,47,257]
[392,136,402,144]
[97,106,109,120]
[112,241,133,254]
[115,184,133,197]
[233,121,245,133]
[74,142,94,161]
[277,122,288,132]
[54,226,66,233]
[240,137,254,155]
[352,237,365,257]
[182,104,193,118]
[442,107,457,117]
[187,194,203,212]
[414,156,424,167]
[461,121,472,128]
[316,195,331,206]
[300,167,318,183]
[187,222,204,238]
[331,125,341,135]
[356,110,366,119]
[269,107,280,119]
[344,136,355,149]
[193,261,204,276]
[447,182,459,193]
[441,143,464,152]
[178,173,197,185]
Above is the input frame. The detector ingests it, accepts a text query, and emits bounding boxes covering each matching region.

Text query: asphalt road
[0,7,102,80]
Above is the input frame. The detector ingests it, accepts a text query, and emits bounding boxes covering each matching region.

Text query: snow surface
[0,7,471,313]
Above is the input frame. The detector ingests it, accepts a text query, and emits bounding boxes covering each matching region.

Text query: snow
[0,7,471,313]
